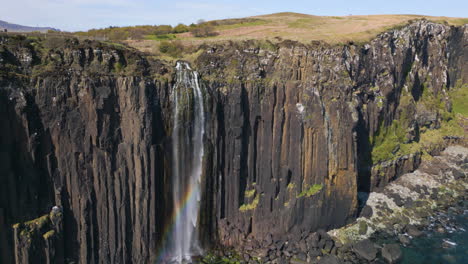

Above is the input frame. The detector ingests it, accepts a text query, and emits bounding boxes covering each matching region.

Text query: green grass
[199,252,243,264]
[43,230,55,239]
[371,118,408,163]
[450,18,468,26]
[297,184,323,198]
[102,41,128,50]
[371,91,465,165]
[114,62,124,72]
[24,214,50,229]
[287,17,323,28]
[239,194,260,211]
[244,189,256,198]
[451,82,468,116]
[369,78,466,165]
[145,34,177,40]
[216,19,267,30]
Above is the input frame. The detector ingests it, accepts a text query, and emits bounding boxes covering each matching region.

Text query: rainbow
[155,182,202,263]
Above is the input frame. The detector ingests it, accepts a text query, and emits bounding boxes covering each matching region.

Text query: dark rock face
[0,20,467,263]
[195,21,468,252]
[0,38,174,263]
[318,255,342,264]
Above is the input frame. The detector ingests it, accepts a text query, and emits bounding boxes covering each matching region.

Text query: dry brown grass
[125,12,468,54]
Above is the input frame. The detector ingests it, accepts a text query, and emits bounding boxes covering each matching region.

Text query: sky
[1,0,467,32]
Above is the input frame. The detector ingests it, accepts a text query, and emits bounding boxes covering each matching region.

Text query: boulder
[381,244,402,264]
[360,206,373,218]
[290,252,307,264]
[352,239,378,261]
[398,234,411,245]
[318,255,342,264]
[405,225,423,237]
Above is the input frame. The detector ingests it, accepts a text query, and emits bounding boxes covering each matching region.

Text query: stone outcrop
[328,145,467,263]
[13,208,63,263]
[0,20,467,263]
[194,20,468,251]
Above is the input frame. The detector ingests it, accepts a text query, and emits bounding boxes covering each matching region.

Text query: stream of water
[168,61,205,263]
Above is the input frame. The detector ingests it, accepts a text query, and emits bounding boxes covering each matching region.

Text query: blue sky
[1,0,467,31]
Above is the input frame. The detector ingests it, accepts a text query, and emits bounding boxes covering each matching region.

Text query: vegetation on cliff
[371,77,467,165]
[297,184,323,198]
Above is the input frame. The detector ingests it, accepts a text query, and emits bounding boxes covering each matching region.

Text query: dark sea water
[400,205,468,264]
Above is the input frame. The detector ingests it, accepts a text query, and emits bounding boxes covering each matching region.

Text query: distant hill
[0,20,59,33]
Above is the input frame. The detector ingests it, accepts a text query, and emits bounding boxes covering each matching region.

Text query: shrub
[173,23,189,33]
[190,25,218,37]
[153,25,173,35]
[158,40,184,57]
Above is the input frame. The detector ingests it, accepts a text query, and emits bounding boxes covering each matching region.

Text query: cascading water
[167,61,205,263]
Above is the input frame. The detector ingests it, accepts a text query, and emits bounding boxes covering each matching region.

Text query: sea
[400,205,468,264]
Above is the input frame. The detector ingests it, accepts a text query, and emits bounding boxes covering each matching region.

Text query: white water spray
[169,61,205,263]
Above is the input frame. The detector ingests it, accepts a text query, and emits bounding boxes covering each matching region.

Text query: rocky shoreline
[207,145,467,264]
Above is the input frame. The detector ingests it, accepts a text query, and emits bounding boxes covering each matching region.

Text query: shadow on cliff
[0,89,57,263]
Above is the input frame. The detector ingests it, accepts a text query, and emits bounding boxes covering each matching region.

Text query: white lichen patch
[366,192,398,210]
[296,103,304,114]
[387,183,414,200]
[398,170,441,190]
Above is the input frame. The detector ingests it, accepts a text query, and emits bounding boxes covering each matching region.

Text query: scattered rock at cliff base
[360,205,373,218]
[352,239,378,261]
[398,234,411,245]
[381,244,402,264]
[405,225,423,237]
[318,255,343,264]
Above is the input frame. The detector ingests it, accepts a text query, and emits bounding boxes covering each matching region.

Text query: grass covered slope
[123,12,468,53]
[371,81,468,166]
[185,12,467,43]
[122,12,468,59]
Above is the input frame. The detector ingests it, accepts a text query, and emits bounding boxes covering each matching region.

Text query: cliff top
[187,12,467,42]
[121,12,468,58]
[4,13,466,61]
[123,12,468,54]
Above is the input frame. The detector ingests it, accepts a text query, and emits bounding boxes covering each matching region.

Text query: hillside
[0,20,59,33]
[184,12,467,42]
[123,12,468,55]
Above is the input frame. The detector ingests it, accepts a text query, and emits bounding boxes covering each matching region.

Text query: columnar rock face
[0,38,174,263]
[0,21,467,263]
[196,21,468,248]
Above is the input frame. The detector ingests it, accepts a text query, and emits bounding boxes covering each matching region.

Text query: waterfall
[168,61,205,263]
